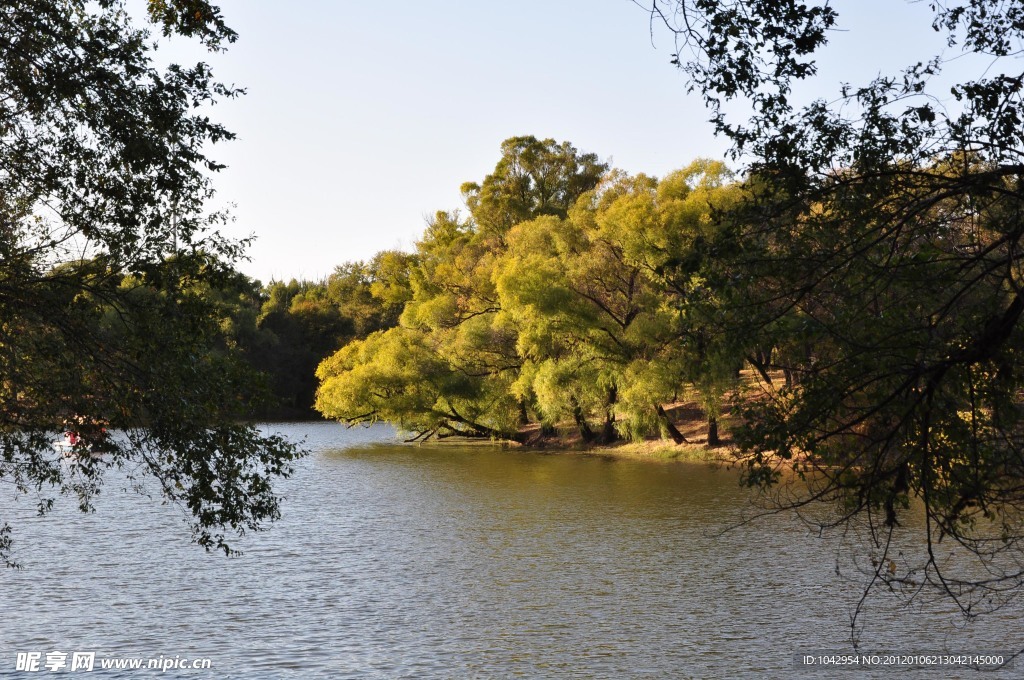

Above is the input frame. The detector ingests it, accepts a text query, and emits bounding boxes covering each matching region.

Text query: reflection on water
[0,422,1019,677]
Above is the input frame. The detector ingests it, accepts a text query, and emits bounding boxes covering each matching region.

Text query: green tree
[317,138,607,441]
[461,135,607,235]
[496,213,632,443]
[319,209,526,442]
[0,0,299,564]
[249,280,348,417]
[316,325,523,441]
[496,174,680,445]
[648,0,1024,625]
[609,160,744,446]
[326,250,416,337]
[317,149,746,449]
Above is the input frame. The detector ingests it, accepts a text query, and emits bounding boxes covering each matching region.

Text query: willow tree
[647,0,1024,631]
[0,1,299,564]
[461,135,607,236]
[316,138,606,441]
[494,204,665,444]
[587,160,745,446]
[494,167,737,445]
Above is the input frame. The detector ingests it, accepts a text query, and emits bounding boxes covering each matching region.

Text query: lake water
[0,422,1019,678]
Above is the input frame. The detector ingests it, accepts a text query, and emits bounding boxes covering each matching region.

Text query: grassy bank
[584,439,737,464]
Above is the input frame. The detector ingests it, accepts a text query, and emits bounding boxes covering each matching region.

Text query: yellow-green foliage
[314,328,451,428]
[315,139,743,444]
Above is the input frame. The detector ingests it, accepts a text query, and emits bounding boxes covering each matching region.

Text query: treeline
[314,136,753,444]
[196,252,415,419]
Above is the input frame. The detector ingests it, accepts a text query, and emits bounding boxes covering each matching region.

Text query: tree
[252,279,352,416]
[249,258,415,419]
[496,210,647,444]
[316,138,608,441]
[317,209,528,442]
[326,251,416,338]
[0,0,299,564]
[316,147,748,449]
[494,165,742,446]
[647,0,1024,636]
[461,135,607,235]
[594,160,744,446]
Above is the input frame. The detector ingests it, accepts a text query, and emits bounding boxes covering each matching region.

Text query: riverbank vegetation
[309,107,1024,626]
[314,137,746,449]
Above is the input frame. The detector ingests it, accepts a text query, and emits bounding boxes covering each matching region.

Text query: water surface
[0,422,1018,677]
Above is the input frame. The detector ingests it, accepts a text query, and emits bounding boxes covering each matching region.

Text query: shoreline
[406,434,738,464]
[412,403,742,465]
[294,399,745,464]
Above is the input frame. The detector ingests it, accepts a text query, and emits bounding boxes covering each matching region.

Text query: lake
[0,422,1019,677]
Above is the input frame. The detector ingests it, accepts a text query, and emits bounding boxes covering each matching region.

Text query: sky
[155,0,960,284]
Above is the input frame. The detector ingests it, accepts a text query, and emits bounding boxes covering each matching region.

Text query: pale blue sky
[163,1,967,283]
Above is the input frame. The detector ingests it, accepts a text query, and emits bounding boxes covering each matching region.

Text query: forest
[212,136,739,446]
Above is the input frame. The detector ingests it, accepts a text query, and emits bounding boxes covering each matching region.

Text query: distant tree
[326,250,416,337]
[647,0,1024,632]
[0,0,299,564]
[249,280,346,417]
[247,252,416,419]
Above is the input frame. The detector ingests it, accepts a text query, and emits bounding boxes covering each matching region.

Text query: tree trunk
[599,385,619,444]
[573,404,595,443]
[442,403,528,444]
[747,353,774,386]
[600,411,618,444]
[707,415,720,448]
[656,404,687,444]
